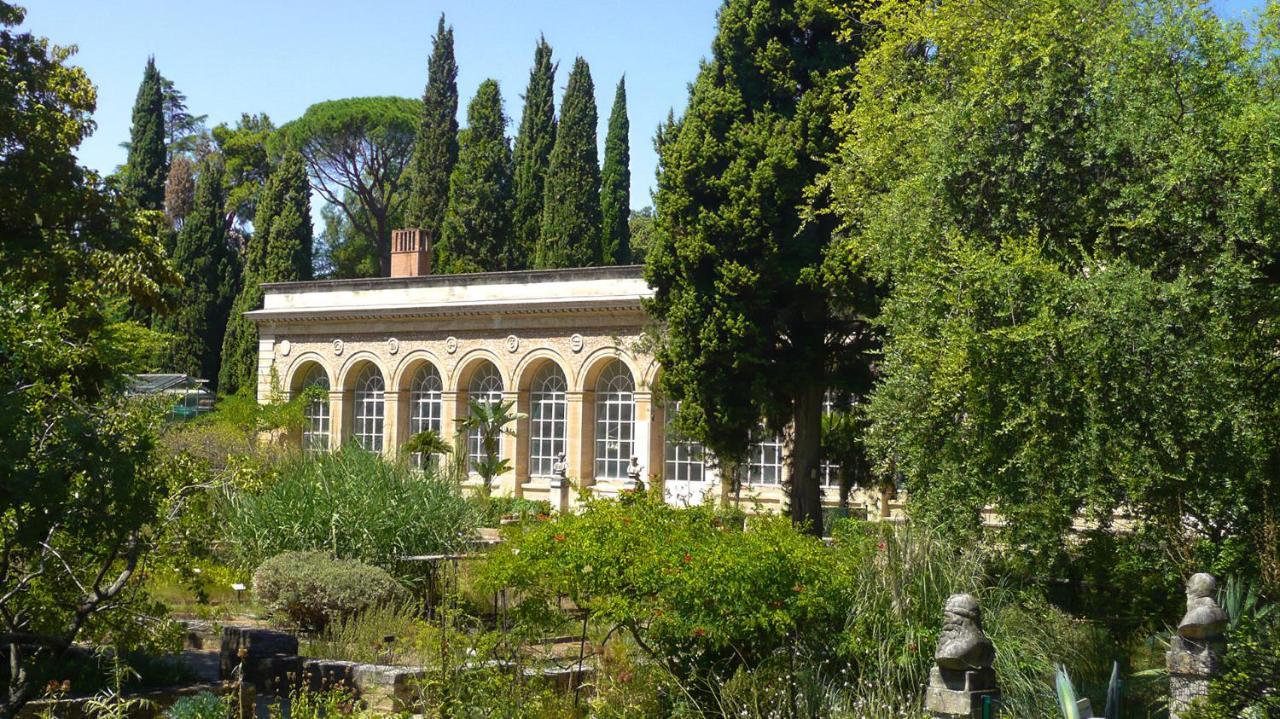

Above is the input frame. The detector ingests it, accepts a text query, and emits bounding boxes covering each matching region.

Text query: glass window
[300,365,330,455]
[409,364,444,467]
[594,361,635,480]
[467,362,505,472]
[744,424,783,486]
[528,363,567,477]
[664,402,705,484]
[352,365,385,452]
[820,390,841,488]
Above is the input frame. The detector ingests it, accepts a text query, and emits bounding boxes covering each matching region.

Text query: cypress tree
[123,57,167,211]
[438,80,513,274]
[510,37,556,270]
[219,152,312,395]
[157,155,238,384]
[537,57,601,269]
[600,77,631,264]
[406,15,459,247]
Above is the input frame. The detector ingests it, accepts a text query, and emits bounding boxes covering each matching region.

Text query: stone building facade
[247,262,854,513]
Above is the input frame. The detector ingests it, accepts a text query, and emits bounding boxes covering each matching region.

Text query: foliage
[164,155,195,229]
[599,77,630,265]
[162,691,225,719]
[481,499,844,709]
[646,0,876,533]
[402,429,453,466]
[121,56,167,211]
[438,79,514,273]
[219,447,478,572]
[219,149,311,395]
[0,5,192,712]
[300,601,422,665]
[154,75,207,161]
[405,14,459,246]
[275,96,418,275]
[828,0,1280,587]
[472,496,551,527]
[313,198,383,279]
[536,57,601,269]
[1187,589,1280,719]
[253,551,407,631]
[628,207,655,265]
[456,397,524,494]
[211,113,274,232]
[153,154,239,386]
[511,37,557,271]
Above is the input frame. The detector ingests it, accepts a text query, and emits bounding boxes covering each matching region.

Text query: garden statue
[551,452,568,488]
[626,455,645,491]
[1167,573,1227,719]
[925,593,1000,718]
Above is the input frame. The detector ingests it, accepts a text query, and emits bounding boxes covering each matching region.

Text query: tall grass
[218,447,478,574]
[300,601,424,664]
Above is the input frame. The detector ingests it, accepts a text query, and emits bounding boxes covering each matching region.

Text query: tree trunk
[788,382,824,536]
[374,210,391,277]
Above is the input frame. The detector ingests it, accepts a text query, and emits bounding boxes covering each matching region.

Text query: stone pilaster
[384,390,404,458]
[328,390,346,450]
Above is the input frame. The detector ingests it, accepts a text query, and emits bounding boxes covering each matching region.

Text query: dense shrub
[220,448,478,572]
[163,691,226,719]
[473,496,552,526]
[252,551,408,631]
[481,495,844,707]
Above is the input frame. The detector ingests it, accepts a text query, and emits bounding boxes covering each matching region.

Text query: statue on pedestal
[925,594,1000,718]
[626,456,645,492]
[550,452,568,489]
[1167,573,1227,719]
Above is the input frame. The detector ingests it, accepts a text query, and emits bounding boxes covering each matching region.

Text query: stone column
[500,390,521,497]
[383,390,404,458]
[633,391,660,490]
[513,386,532,495]
[925,594,1000,718]
[440,390,459,453]
[566,391,591,508]
[328,390,346,450]
[1167,573,1227,719]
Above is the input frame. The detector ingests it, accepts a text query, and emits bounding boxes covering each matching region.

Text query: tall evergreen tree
[157,155,239,384]
[647,0,870,533]
[438,80,514,274]
[510,37,557,270]
[122,57,167,211]
[406,15,459,247]
[537,57,601,268]
[600,77,631,264]
[219,152,312,395]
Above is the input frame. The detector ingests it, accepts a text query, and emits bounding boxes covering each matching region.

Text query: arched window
[409,363,444,468]
[466,362,504,472]
[299,365,330,455]
[664,402,705,484]
[744,424,783,485]
[594,361,635,480]
[352,365,385,452]
[528,363,567,477]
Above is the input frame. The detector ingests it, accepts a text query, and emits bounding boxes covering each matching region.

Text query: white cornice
[246,295,647,324]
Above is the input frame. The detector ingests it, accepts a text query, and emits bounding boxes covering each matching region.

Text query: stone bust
[1177,573,1227,641]
[935,593,996,671]
[551,452,568,486]
[626,456,644,488]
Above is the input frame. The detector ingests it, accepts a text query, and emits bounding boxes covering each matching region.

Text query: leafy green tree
[438,79,513,273]
[0,5,189,711]
[212,113,275,234]
[122,56,167,211]
[829,0,1280,583]
[511,37,556,270]
[157,75,207,159]
[536,57,601,268]
[219,151,311,395]
[628,207,655,264]
[276,97,418,276]
[600,76,631,264]
[314,199,383,279]
[455,398,524,496]
[155,155,239,384]
[406,14,459,248]
[647,0,871,533]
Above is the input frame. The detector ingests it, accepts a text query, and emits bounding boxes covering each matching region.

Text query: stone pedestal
[925,666,1000,718]
[1167,635,1223,719]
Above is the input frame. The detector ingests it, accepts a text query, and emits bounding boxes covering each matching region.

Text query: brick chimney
[390,228,432,278]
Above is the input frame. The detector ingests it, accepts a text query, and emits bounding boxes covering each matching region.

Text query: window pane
[594,361,635,479]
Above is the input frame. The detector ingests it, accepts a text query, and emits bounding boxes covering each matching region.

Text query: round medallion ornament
[387,338,400,355]
[279,340,292,357]
[569,334,584,354]
[505,334,520,353]
[445,336,459,354]
[332,338,344,356]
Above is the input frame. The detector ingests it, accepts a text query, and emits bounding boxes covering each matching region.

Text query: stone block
[301,659,358,692]
[925,667,1000,718]
[1167,635,1223,677]
[350,663,429,713]
[219,626,299,681]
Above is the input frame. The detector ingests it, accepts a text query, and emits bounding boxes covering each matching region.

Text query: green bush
[480,498,844,710]
[163,692,226,719]
[219,447,478,573]
[473,495,552,526]
[252,551,408,631]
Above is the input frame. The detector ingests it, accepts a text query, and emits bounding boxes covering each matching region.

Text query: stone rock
[219,626,299,682]
[935,594,996,671]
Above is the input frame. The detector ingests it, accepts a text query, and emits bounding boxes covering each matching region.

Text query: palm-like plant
[455,397,525,495]
[401,429,452,469]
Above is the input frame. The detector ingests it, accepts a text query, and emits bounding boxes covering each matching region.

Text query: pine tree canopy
[600,76,631,265]
[262,151,313,283]
[439,80,514,274]
[406,14,459,246]
[537,56,601,269]
[123,57,167,211]
[511,37,557,270]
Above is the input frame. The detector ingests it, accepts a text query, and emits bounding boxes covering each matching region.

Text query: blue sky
[24,0,1265,219]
